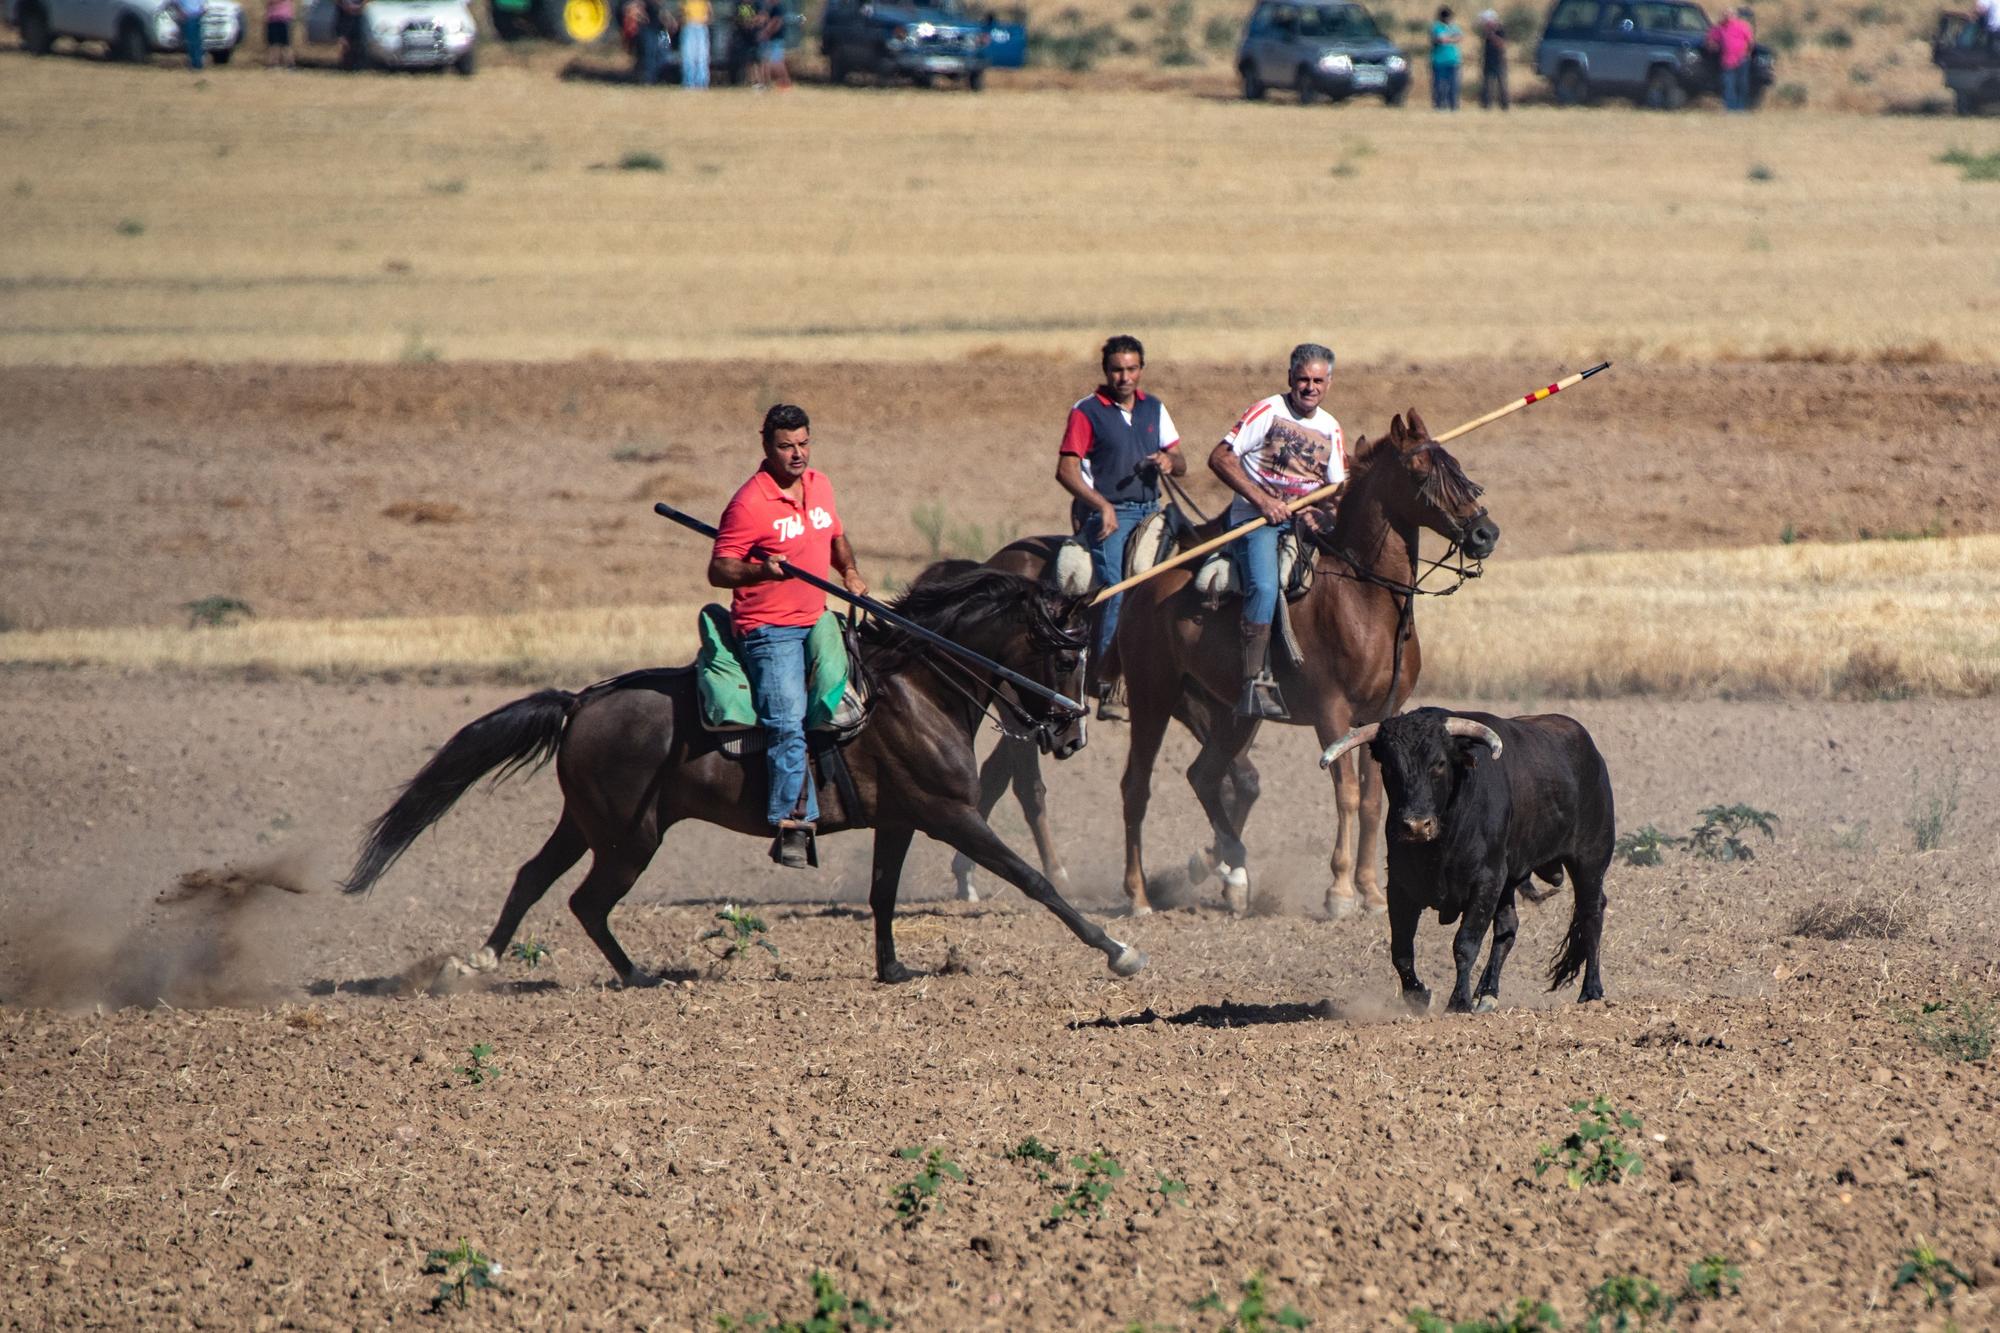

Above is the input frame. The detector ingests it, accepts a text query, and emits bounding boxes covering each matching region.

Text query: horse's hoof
[1108,944,1147,977]
[954,879,980,904]
[466,947,499,973]
[877,961,916,985]
[1220,865,1250,917]
[1186,851,1213,886]
[1402,988,1432,1014]
[1473,994,1499,1014]
[1123,899,1153,918]
[1325,894,1359,920]
[616,969,664,989]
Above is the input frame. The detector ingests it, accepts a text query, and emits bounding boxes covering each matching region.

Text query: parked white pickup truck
[306,0,476,72]
[8,0,243,61]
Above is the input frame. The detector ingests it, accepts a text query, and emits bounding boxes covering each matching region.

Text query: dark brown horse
[342,563,1146,984]
[1117,411,1498,917]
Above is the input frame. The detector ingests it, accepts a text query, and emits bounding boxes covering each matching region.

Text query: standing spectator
[264,0,295,66]
[1055,334,1185,721]
[677,0,711,87]
[334,0,366,68]
[172,0,207,66]
[1429,6,1462,110]
[1706,5,1754,111]
[627,0,670,83]
[1477,8,1508,109]
[757,0,790,89]
[728,0,760,85]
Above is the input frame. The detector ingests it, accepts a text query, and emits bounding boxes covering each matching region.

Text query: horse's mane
[862,561,1079,666]
[1415,443,1484,512]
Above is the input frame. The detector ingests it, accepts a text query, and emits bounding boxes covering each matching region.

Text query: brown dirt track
[4,360,2000,1329]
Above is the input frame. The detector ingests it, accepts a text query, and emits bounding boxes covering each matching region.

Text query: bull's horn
[1444,717,1504,758]
[1319,723,1382,770]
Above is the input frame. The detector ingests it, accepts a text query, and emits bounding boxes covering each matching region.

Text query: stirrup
[770,820,818,870]
[1236,674,1289,722]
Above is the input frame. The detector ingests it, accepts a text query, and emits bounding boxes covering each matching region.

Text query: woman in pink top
[1705,6,1754,111]
[264,0,296,65]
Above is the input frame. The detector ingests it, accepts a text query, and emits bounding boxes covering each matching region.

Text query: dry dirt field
[4,33,2000,1333]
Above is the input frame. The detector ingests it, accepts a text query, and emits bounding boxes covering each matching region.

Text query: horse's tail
[343,688,576,896]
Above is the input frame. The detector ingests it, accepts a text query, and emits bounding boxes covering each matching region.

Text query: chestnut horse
[948,412,1498,917]
[342,564,1146,985]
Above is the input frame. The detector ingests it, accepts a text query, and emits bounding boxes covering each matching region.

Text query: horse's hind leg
[1353,749,1389,912]
[952,739,1068,901]
[568,844,660,985]
[1120,700,1173,915]
[1186,715,1259,916]
[473,812,587,970]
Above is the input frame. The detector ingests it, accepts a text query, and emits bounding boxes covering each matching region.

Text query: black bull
[1323,707,1615,1013]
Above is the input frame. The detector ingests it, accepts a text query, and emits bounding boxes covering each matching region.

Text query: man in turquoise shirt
[1430,5,1461,109]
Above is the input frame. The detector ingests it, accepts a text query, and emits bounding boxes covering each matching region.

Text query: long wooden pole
[1088,361,1611,606]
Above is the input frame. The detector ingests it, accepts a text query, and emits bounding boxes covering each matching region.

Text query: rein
[857,603,1084,750]
[1310,529,1486,721]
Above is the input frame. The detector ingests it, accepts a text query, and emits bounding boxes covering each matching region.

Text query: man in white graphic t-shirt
[1207,343,1347,720]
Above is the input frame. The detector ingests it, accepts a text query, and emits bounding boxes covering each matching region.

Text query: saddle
[694,605,871,755]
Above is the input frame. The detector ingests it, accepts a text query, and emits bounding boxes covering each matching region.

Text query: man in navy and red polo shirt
[709,403,869,866]
[1056,334,1184,720]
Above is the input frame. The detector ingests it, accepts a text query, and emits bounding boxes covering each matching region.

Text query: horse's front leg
[1353,748,1388,913]
[936,808,1145,976]
[871,825,917,983]
[1314,705,1361,917]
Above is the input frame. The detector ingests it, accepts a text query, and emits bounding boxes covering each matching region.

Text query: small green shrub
[1191,1271,1309,1330]
[889,1147,964,1228]
[1815,26,1852,47]
[701,906,779,963]
[1535,1096,1643,1189]
[426,178,467,195]
[1847,65,1872,85]
[1775,81,1807,107]
[716,1270,889,1331]
[508,937,551,968]
[1892,1238,1975,1308]
[1612,825,1676,867]
[1747,163,1775,182]
[1907,769,1960,850]
[619,150,668,172]
[1938,148,2000,183]
[1895,994,1996,1062]
[1683,1254,1742,1301]
[1684,804,1777,862]
[910,502,1017,560]
[1029,19,1118,71]
[1853,3,1890,24]
[1005,1136,1060,1179]
[458,1042,498,1085]
[1767,21,1799,49]
[115,217,145,237]
[1408,1299,1562,1332]
[1584,1275,1672,1331]
[1203,13,1238,50]
[399,328,441,363]
[1778,522,1798,544]
[424,1238,502,1311]
[182,595,254,628]
[1052,1148,1124,1221]
[1151,1174,1190,1210]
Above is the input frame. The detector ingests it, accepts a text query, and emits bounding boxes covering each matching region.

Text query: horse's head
[1350,409,1500,559]
[1022,587,1091,759]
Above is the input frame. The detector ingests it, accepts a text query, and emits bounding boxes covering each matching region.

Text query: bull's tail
[343,688,576,896]
[1545,871,1596,991]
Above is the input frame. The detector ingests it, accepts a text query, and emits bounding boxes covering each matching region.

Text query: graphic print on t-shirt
[1246,417,1338,497]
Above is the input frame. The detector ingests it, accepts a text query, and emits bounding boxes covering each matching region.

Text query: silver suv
[9,0,242,61]
[1237,0,1411,105]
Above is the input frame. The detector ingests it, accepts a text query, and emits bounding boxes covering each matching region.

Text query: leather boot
[1236,624,1289,721]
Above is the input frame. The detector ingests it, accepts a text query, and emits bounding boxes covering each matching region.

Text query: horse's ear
[1388,413,1407,445]
[1349,432,1383,466]
[1406,408,1429,441]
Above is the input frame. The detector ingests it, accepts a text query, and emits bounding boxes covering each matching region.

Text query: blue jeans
[680,21,709,86]
[1721,62,1748,111]
[1431,62,1459,109]
[740,624,817,826]
[639,27,670,83]
[1078,498,1158,665]
[182,14,205,67]
[1227,494,1287,629]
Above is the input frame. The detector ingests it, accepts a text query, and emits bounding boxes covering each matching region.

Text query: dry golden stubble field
[2,54,1997,368]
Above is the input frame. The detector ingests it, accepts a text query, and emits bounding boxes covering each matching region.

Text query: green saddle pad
[696,606,851,732]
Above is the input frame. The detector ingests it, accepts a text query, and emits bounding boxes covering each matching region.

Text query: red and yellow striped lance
[1090,360,1612,606]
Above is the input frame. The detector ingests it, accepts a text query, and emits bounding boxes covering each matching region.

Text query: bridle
[897,594,1088,753]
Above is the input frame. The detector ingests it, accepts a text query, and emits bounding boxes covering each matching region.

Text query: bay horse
[947,411,1498,918]
[342,563,1146,985]
[1118,410,1499,917]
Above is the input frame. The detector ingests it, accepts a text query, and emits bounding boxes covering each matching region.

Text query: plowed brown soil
[3,361,1998,1329]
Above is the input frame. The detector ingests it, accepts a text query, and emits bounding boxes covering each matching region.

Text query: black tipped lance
[652,501,1086,716]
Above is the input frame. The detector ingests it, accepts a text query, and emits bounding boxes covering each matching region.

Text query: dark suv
[821,0,990,89]
[1237,0,1410,105]
[1933,12,2000,116]
[1535,0,1774,107]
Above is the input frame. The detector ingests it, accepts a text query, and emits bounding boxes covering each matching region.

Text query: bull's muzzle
[1395,815,1441,843]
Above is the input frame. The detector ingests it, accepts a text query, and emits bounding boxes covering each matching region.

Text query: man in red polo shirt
[709,404,869,866]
